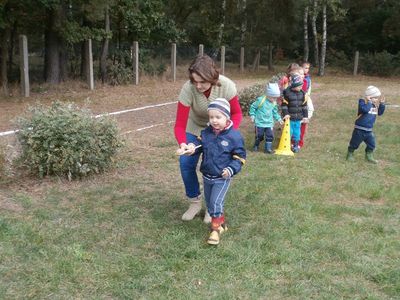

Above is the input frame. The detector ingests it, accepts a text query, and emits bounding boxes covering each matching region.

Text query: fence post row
[240,47,245,73]
[19,35,30,97]
[132,41,139,85]
[353,51,359,76]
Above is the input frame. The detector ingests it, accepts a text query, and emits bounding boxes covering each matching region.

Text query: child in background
[249,83,283,153]
[282,74,308,153]
[299,61,314,149]
[278,63,300,106]
[178,98,246,245]
[346,86,385,163]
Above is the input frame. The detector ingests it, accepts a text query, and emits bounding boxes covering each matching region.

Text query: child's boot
[346,150,355,161]
[253,141,260,152]
[207,216,227,245]
[365,151,378,164]
[264,142,273,154]
[292,141,299,153]
[182,197,202,221]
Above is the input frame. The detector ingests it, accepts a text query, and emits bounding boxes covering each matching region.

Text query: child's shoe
[292,141,299,153]
[207,224,227,245]
[346,150,354,161]
[365,151,378,164]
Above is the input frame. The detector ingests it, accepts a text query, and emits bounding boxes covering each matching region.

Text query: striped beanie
[208,98,231,119]
[365,86,381,98]
[290,74,303,88]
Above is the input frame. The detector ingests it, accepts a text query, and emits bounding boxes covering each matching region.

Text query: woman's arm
[174,102,190,145]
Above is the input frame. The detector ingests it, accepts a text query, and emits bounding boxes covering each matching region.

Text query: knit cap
[208,98,231,119]
[266,82,281,97]
[290,74,303,88]
[365,86,381,98]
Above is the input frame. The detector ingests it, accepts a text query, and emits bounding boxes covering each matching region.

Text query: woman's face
[191,72,212,93]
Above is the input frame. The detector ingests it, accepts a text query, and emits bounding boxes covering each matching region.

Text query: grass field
[0,71,399,299]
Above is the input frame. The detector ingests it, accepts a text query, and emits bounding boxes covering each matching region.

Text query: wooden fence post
[353,51,359,76]
[132,41,139,85]
[87,39,94,90]
[19,35,29,97]
[220,46,225,75]
[171,43,177,82]
[240,47,245,73]
[199,44,204,56]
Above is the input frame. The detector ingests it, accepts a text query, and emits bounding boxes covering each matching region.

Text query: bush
[360,51,396,77]
[108,62,134,85]
[15,102,123,180]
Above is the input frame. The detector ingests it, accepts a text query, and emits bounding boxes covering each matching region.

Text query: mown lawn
[0,73,399,299]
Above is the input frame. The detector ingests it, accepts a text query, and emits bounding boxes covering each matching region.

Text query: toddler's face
[292,85,303,92]
[208,109,228,130]
[268,97,277,103]
[303,64,310,75]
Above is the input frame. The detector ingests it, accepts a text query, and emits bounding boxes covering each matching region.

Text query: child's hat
[290,74,303,88]
[208,98,231,119]
[365,86,381,98]
[266,82,281,97]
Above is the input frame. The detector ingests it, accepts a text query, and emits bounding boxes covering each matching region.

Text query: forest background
[1,0,400,92]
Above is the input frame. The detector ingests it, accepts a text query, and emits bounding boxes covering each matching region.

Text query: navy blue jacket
[354,99,385,131]
[282,87,308,120]
[194,123,246,178]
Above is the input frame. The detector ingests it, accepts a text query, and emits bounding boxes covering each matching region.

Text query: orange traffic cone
[275,119,294,156]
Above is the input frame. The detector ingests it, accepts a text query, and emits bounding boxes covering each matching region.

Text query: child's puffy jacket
[194,124,246,178]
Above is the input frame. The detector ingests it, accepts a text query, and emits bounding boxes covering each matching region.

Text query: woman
[174,54,243,222]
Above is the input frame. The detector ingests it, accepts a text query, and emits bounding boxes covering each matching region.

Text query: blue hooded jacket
[354,98,385,131]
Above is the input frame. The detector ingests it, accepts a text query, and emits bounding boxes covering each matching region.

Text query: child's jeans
[348,128,376,152]
[290,120,301,142]
[254,126,274,145]
[179,132,201,198]
[203,176,231,218]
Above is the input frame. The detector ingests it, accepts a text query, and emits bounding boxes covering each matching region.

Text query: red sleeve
[174,102,190,145]
[229,95,243,129]
[302,79,308,93]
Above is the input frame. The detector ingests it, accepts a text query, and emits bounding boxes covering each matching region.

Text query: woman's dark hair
[188,54,220,86]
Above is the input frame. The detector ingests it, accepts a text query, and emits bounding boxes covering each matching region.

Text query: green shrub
[108,62,134,85]
[15,102,123,180]
[360,51,396,77]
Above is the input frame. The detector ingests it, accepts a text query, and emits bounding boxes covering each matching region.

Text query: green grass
[1,74,400,299]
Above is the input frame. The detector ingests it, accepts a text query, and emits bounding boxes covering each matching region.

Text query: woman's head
[189,55,220,92]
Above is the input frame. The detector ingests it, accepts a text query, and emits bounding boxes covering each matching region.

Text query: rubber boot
[346,150,354,161]
[264,142,273,154]
[292,141,299,153]
[182,197,202,221]
[253,140,260,152]
[365,151,378,164]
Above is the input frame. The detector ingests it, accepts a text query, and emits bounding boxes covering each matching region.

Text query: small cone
[275,119,294,156]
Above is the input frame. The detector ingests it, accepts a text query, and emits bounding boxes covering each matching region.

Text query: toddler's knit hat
[208,98,231,119]
[290,74,303,88]
[365,86,381,98]
[266,83,281,98]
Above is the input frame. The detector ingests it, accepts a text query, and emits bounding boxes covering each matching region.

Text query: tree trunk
[303,5,309,62]
[318,3,327,76]
[59,1,68,81]
[44,8,61,83]
[312,0,319,67]
[1,28,10,96]
[240,0,247,47]
[100,5,110,84]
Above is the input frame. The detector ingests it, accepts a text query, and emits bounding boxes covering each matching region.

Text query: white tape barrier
[0,101,177,137]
